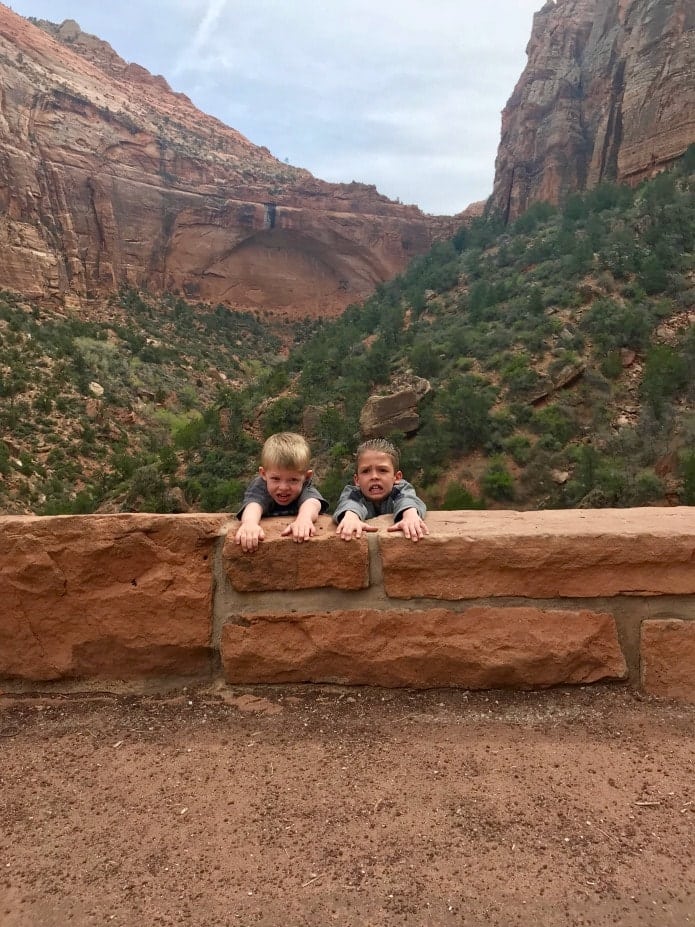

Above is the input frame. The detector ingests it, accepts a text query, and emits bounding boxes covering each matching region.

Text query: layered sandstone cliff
[0,7,456,316]
[491,0,695,222]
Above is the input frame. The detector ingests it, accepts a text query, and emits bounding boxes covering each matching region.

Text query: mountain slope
[3,153,693,515]
[0,7,456,317]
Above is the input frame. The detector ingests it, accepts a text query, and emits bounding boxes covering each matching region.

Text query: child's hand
[281,514,317,543]
[335,511,378,541]
[235,522,265,551]
[387,508,429,542]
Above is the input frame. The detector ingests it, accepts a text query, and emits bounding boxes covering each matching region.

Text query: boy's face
[260,466,311,506]
[353,450,402,503]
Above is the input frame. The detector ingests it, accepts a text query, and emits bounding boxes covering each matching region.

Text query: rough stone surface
[220,606,627,688]
[0,513,226,680]
[491,0,695,221]
[380,508,695,599]
[0,9,456,317]
[221,516,369,592]
[641,618,695,702]
[359,389,422,439]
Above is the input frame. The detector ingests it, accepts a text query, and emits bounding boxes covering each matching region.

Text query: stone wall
[2,510,694,701]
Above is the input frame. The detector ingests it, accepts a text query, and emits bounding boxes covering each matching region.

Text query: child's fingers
[281,522,316,541]
[387,520,428,540]
[335,523,377,540]
[237,526,264,550]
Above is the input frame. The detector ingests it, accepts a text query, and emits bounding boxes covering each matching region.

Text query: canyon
[0,2,693,315]
[0,7,457,318]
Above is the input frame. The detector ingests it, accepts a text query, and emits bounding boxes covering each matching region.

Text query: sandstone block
[0,513,227,681]
[380,509,695,599]
[220,606,627,689]
[222,516,369,592]
[359,390,420,439]
[641,619,695,703]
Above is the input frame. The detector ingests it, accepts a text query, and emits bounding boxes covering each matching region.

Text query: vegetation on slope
[0,290,282,513]
[1,146,694,514]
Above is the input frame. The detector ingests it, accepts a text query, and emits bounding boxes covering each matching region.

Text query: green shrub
[600,352,623,379]
[410,339,443,377]
[680,450,695,505]
[640,344,689,418]
[127,463,168,512]
[435,377,496,454]
[500,353,542,397]
[441,482,485,510]
[481,457,515,501]
[580,299,653,354]
[0,440,9,476]
[504,434,532,466]
[638,254,669,295]
[531,404,577,445]
[632,470,664,504]
[261,397,303,437]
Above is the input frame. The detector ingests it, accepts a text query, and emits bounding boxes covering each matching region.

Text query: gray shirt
[333,479,426,524]
[237,475,329,519]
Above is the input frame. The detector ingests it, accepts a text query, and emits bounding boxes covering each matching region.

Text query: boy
[235,432,328,551]
[334,438,428,542]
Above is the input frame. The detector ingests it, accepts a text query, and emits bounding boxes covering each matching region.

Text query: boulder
[359,389,421,439]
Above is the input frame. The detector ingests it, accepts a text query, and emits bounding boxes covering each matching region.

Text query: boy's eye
[269,477,302,486]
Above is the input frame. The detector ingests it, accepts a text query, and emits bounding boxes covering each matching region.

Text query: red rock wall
[2,509,695,701]
[0,8,456,316]
[491,0,695,221]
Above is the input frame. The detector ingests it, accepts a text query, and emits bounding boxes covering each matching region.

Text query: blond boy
[235,432,328,551]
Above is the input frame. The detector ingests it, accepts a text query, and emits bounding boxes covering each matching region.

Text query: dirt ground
[1,683,694,927]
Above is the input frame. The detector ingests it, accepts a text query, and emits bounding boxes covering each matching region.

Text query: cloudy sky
[8,0,542,215]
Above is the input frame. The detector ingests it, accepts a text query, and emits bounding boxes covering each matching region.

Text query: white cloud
[173,0,227,73]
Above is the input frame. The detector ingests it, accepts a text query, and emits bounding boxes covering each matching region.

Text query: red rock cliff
[0,7,457,316]
[491,0,695,222]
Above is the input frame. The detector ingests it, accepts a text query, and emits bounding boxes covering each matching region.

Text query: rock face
[0,10,457,316]
[491,0,695,221]
[359,389,421,439]
[358,375,432,439]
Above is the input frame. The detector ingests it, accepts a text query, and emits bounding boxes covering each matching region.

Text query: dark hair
[355,438,399,469]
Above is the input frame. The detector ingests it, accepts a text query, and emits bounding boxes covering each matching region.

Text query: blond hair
[261,432,311,471]
[355,438,400,470]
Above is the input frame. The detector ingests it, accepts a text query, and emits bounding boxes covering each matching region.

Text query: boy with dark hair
[333,438,428,542]
[235,432,328,551]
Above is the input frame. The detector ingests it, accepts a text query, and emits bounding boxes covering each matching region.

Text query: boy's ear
[352,473,359,485]
[304,469,313,480]
[258,466,266,480]
[395,470,403,481]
